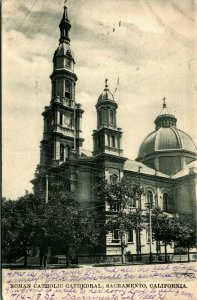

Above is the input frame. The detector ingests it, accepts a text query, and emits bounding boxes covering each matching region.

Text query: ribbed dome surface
[98,90,114,103]
[138,127,197,158]
[97,79,117,108]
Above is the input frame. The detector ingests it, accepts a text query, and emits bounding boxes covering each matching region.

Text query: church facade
[33,6,197,263]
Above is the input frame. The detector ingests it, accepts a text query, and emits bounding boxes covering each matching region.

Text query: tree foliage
[97,176,142,210]
[2,193,44,265]
[2,182,100,267]
[97,176,144,263]
[152,208,195,262]
[43,181,100,266]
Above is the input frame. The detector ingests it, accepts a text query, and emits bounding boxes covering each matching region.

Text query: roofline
[123,169,172,182]
[137,149,197,162]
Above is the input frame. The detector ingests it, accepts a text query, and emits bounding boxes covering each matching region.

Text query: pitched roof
[124,159,170,178]
[81,149,92,157]
[172,160,197,179]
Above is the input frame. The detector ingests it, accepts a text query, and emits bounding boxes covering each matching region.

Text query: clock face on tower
[64,115,72,127]
[66,57,71,67]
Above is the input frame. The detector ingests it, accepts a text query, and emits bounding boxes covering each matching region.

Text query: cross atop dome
[162,97,166,108]
[159,97,169,116]
[104,78,109,91]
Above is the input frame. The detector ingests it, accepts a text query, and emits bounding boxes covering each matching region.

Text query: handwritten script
[2,263,197,300]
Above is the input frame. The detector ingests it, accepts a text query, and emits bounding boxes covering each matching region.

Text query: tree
[105,211,132,264]
[152,208,174,262]
[2,198,19,262]
[97,176,143,263]
[152,209,195,262]
[2,181,100,268]
[2,193,44,266]
[43,181,100,267]
[128,209,144,261]
[171,214,196,262]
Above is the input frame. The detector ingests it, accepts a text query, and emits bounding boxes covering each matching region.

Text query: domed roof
[97,79,115,104]
[137,100,197,159]
[138,127,197,158]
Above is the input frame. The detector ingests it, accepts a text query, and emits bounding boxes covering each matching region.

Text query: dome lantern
[154,98,177,130]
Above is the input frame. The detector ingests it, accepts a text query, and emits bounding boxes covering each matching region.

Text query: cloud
[2,0,197,199]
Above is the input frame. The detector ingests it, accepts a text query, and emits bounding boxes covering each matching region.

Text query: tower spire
[59,4,71,44]
[62,2,68,21]
[39,2,84,169]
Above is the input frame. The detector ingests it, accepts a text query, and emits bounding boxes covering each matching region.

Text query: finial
[63,1,67,17]
[105,78,108,88]
[162,97,166,108]
[104,78,109,92]
[64,1,67,13]
[63,0,67,9]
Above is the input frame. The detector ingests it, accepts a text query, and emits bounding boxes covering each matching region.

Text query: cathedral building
[33,6,197,262]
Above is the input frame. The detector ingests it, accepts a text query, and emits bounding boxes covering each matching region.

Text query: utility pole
[45,175,49,204]
[155,169,159,207]
[145,200,153,264]
[149,205,152,264]
[137,166,142,261]
[138,166,142,209]
[74,102,76,152]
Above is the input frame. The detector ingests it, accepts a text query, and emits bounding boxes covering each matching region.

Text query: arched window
[127,230,134,243]
[113,229,119,241]
[60,113,63,126]
[52,81,56,98]
[110,110,114,124]
[110,174,118,183]
[163,193,169,211]
[147,190,154,209]
[117,137,120,149]
[111,135,115,148]
[65,80,71,99]
[65,145,69,160]
[129,198,136,208]
[60,144,64,161]
[98,136,102,150]
[110,202,121,212]
[66,57,71,67]
[98,111,102,126]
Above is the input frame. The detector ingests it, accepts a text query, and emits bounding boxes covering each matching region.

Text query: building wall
[124,171,173,212]
[159,156,181,175]
[76,168,93,207]
[172,174,197,215]
[106,229,174,256]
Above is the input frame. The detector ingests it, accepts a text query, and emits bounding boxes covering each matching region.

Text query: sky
[2,0,197,199]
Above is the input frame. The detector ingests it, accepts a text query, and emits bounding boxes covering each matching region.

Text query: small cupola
[154,98,177,130]
[97,79,115,103]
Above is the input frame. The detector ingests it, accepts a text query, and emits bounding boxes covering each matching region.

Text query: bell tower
[40,5,84,169]
[93,79,123,157]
